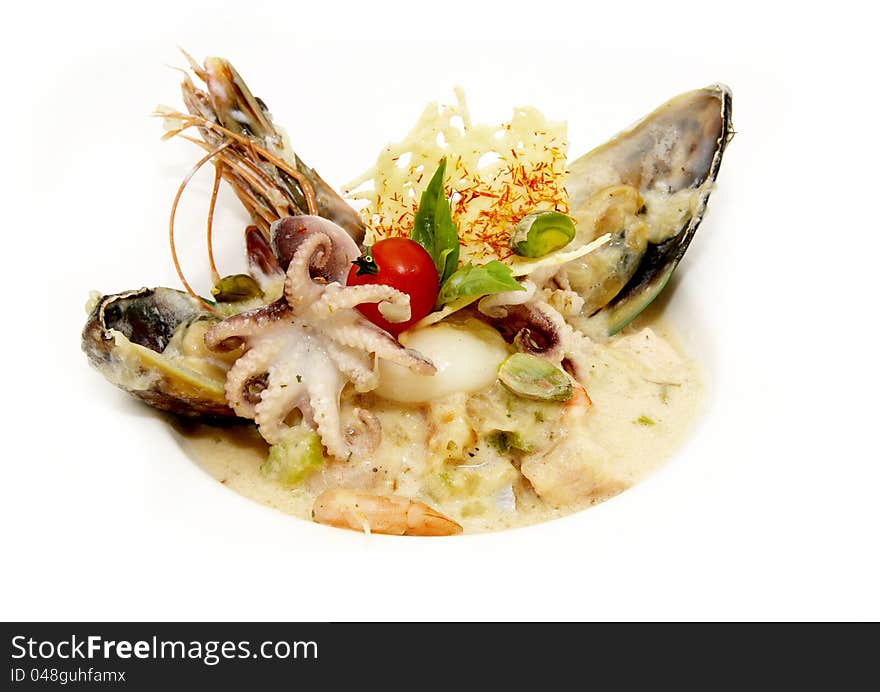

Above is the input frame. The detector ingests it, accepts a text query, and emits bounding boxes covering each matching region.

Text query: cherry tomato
[346,238,440,336]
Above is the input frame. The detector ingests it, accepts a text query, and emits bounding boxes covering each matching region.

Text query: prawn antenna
[206,162,223,285]
[168,141,232,311]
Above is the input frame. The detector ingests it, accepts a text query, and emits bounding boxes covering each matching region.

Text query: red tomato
[346,238,440,336]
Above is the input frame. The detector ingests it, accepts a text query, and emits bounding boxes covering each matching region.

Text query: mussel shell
[567,85,733,334]
[82,288,235,419]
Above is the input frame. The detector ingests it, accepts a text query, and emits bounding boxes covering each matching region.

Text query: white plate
[16,2,880,621]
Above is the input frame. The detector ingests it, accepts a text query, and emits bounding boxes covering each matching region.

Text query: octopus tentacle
[478,280,536,318]
[561,325,597,384]
[271,215,360,278]
[284,232,333,309]
[204,299,290,351]
[542,287,585,317]
[327,321,436,375]
[314,283,412,323]
[549,268,573,291]
[484,300,567,362]
[303,361,348,459]
[253,374,307,444]
[323,341,378,392]
[223,341,282,417]
[345,408,382,457]
[513,301,568,362]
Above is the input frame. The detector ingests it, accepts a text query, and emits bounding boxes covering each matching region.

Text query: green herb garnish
[409,159,526,309]
[437,260,523,306]
[410,158,459,285]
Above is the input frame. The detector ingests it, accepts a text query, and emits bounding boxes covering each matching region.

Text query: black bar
[2,622,875,689]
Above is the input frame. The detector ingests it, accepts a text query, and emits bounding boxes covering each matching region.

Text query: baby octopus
[204,216,435,459]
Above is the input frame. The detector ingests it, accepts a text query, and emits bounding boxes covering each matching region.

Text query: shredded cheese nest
[344,89,569,264]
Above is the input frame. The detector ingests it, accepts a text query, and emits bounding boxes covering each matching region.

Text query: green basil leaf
[410,158,460,284]
[437,260,525,306]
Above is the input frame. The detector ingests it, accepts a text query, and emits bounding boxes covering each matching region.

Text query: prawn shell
[312,489,463,536]
[179,55,367,245]
[82,288,236,419]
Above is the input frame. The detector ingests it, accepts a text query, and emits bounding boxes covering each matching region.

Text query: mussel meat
[565,85,733,335]
[82,288,238,419]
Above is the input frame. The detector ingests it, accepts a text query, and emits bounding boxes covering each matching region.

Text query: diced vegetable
[489,430,535,453]
[211,274,263,302]
[260,426,324,488]
[497,353,573,402]
[509,210,576,258]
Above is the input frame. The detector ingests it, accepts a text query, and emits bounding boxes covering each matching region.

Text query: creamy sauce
[180,306,702,534]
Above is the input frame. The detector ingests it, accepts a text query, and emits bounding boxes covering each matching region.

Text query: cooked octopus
[204,217,435,458]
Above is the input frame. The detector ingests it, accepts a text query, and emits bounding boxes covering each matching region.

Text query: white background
[6,0,879,620]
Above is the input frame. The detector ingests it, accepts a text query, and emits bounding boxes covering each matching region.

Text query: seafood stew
[82,53,732,535]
